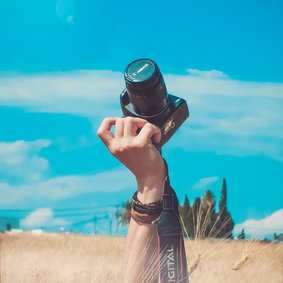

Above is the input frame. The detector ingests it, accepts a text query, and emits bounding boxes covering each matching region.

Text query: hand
[97,117,166,202]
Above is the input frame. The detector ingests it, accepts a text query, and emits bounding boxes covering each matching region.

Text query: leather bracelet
[132,191,163,207]
[131,191,163,215]
[132,200,163,214]
[131,208,161,224]
[131,191,163,224]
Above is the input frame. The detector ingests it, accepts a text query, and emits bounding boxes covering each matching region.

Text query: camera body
[120,58,189,150]
[120,90,188,150]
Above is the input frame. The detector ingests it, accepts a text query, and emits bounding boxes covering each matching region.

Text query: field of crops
[0,233,282,283]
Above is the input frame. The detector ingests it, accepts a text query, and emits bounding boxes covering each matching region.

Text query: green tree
[180,195,193,239]
[216,178,234,239]
[118,200,132,226]
[118,178,236,240]
[201,190,217,238]
[115,205,123,234]
[191,197,201,239]
[223,212,234,238]
[237,229,246,240]
[219,178,227,213]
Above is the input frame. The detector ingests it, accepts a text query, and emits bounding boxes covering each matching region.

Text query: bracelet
[131,191,163,224]
[132,192,163,214]
[131,208,161,224]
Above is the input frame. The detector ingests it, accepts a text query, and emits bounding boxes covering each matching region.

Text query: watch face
[126,59,156,82]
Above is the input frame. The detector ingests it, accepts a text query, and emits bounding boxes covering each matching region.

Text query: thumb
[136,123,161,145]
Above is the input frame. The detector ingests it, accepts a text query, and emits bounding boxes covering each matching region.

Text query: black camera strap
[157,160,189,283]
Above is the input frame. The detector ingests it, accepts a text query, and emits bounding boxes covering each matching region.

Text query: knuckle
[96,129,102,137]
[120,140,130,150]
[96,127,105,138]
[132,139,145,149]
[145,122,154,129]
[124,116,134,122]
[110,140,135,154]
[133,143,144,150]
[102,117,110,124]
[148,123,159,132]
[109,145,119,155]
[123,142,134,151]
[110,143,124,155]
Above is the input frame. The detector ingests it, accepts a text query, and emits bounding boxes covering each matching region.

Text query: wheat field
[0,233,282,283]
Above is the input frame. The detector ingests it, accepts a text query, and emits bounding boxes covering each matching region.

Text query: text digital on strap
[157,159,189,283]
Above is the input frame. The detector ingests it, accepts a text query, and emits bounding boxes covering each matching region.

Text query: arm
[97,117,165,282]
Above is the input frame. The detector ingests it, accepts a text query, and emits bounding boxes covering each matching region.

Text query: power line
[0,203,122,213]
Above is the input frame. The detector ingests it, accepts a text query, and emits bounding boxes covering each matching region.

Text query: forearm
[123,219,159,282]
[124,181,164,283]
[96,117,166,282]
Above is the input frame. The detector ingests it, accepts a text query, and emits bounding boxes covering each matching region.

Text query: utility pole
[109,215,112,236]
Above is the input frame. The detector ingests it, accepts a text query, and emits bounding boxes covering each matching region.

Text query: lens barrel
[124,58,169,116]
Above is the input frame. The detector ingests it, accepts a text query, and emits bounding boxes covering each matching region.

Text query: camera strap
[157,159,189,283]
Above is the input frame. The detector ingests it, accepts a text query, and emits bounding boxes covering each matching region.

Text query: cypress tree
[192,197,201,239]
[183,195,194,239]
[219,178,227,213]
[216,178,234,239]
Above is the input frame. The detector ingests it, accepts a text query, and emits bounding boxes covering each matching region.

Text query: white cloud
[187,69,229,79]
[1,69,283,161]
[21,208,68,228]
[0,140,50,182]
[166,72,283,98]
[0,70,123,117]
[234,208,283,238]
[165,73,283,161]
[192,176,220,190]
[0,139,135,207]
[0,168,135,207]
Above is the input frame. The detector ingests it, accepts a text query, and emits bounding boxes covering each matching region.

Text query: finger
[124,117,148,137]
[97,117,117,146]
[136,123,161,145]
[115,118,124,139]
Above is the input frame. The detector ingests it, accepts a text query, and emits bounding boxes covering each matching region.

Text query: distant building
[0,217,19,232]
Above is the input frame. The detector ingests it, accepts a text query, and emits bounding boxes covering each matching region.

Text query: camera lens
[124,58,169,116]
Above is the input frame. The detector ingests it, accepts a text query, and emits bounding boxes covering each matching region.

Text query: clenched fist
[97,117,165,203]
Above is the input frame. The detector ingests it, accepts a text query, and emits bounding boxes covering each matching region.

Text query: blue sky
[0,0,283,238]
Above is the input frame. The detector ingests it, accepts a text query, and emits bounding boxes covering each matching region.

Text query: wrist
[136,177,166,203]
[135,159,166,203]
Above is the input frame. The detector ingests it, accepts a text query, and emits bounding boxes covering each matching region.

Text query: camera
[120,58,189,150]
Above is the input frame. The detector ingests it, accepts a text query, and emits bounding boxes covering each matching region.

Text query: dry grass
[0,232,282,283]
[0,233,123,283]
[182,203,283,283]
